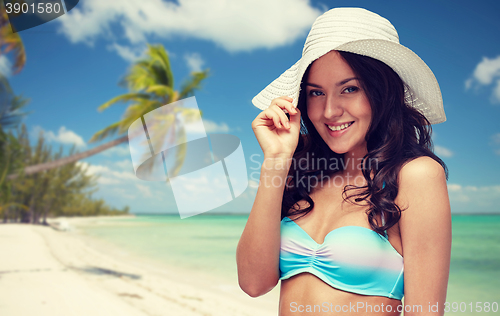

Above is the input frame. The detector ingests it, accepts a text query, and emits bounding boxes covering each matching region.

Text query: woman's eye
[308,90,324,97]
[343,86,359,94]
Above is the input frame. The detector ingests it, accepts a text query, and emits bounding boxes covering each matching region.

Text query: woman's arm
[236,155,291,297]
[396,156,452,315]
[237,97,301,297]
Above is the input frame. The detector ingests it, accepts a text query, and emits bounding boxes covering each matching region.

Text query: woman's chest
[290,186,403,257]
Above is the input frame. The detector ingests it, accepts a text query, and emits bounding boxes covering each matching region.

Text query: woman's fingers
[270,97,297,129]
[289,106,301,125]
[274,97,297,114]
[270,105,289,129]
[260,107,281,129]
[251,96,301,158]
[253,96,298,131]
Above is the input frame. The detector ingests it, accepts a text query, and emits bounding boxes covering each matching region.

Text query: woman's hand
[251,96,301,158]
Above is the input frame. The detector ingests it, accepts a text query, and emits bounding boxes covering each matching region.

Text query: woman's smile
[325,121,355,135]
[306,50,372,157]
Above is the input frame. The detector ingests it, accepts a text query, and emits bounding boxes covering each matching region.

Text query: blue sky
[3,0,500,214]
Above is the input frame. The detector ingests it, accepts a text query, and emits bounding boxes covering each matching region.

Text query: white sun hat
[252,7,446,124]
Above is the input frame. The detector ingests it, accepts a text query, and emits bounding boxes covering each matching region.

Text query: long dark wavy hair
[281,51,448,235]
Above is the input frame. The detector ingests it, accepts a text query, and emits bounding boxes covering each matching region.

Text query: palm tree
[7,44,209,179]
[0,74,29,130]
[0,0,28,130]
[0,1,26,74]
[0,129,29,222]
[0,75,29,189]
[0,7,28,218]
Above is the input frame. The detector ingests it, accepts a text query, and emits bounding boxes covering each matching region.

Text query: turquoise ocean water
[77,214,500,315]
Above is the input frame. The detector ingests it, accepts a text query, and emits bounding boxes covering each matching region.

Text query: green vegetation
[0,1,25,74]
[1,10,210,221]
[1,125,129,224]
[11,44,210,177]
[1,11,128,223]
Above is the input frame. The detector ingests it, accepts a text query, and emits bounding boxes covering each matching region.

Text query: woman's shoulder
[396,156,447,206]
[399,156,445,181]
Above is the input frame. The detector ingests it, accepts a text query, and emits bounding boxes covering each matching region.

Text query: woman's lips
[325,122,354,137]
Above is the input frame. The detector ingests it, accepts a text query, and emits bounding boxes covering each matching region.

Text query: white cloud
[115,159,133,170]
[136,183,153,197]
[492,133,500,144]
[434,145,453,158]
[464,186,478,191]
[77,162,120,184]
[464,78,473,90]
[184,52,204,72]
[490,133,500,156]
[447,183,462,192]
[109,169,136,181]
[102,145,130,157]
[466,55,500,103]
[203,119,230,133]
[494,80,500,104]
[78,162,110,175]
[179,118,231,134]
[469,55,500,85]
[448,183,500,213]
[0,55,12,77]
[33,126,86,148]
[48,127,86,147]
[111,187,137,199]
[167,167,240,217]
[77,161,136,185]
[107,43,146,62]
[174,173,227,194]
[57,0,321,52]
[98,177,121,185]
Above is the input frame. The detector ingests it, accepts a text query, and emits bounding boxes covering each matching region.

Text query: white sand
[0,218,279,316]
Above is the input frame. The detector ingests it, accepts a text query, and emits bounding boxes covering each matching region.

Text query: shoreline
[0,218,279,316]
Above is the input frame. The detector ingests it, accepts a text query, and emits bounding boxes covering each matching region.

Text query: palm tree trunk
[3,206,8,223]
[42,200,51,226]
[7,136,129,180]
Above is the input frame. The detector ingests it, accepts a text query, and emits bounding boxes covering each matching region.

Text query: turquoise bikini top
[279,216,404,300]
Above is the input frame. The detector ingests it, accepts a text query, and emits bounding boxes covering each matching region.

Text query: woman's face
[305,50,372,158]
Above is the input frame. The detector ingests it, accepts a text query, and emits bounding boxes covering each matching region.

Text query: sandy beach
[0,217,279,316]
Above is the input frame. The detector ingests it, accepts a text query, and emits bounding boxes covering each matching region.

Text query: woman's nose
[323,97,344,119]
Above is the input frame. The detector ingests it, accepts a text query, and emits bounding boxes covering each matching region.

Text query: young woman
[237,8,451,316]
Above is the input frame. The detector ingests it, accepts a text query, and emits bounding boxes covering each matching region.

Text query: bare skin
[279,178,404,316]
[237,51,451,316]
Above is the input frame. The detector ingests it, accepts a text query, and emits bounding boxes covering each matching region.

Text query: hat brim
[252,39,446,125]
